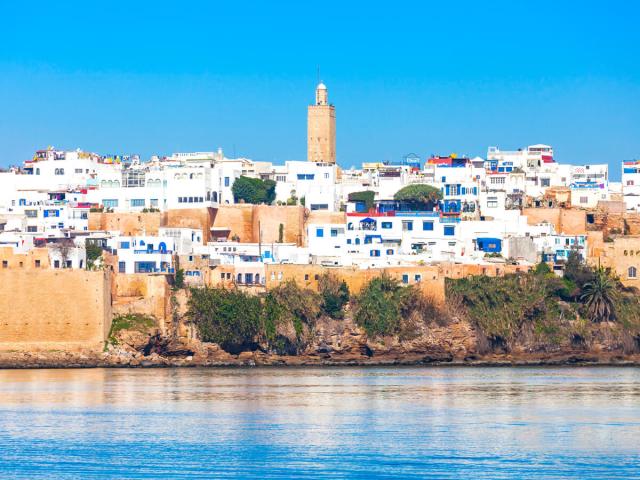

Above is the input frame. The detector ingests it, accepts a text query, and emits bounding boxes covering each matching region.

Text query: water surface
[0,367,639,479]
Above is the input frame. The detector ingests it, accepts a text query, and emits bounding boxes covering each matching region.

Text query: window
[540,178,550,187]
[103,199,119,208]
[487,197,498,208]
[422,221,433,231]
[296,174,315,180]
[54,260,60,269]
[386,249,394,255]
[276,175,286,182]
[370,249,381,257]
[627,180,634,186]
[402,274,409,284]
[150,199,159,207]
[304,274,309,281]
[131,199,145,207]
[54,168,65,175]
[415,274,422,282]
[316,228,324,238]
[27,226,37,233]
[25,209,37,218]
[75,168,83,174]
[347,239,352,244]
[224,177,230,187]
[381,222,392,229]
[402,220,413,231]
[490,177,505,185]
[119,241,130,249]
[324,173,330,179]
[629,266,637,279]
[330,229,338,237]
[1,261,7,268]
[35,260,41,268]
[444,225,455,236]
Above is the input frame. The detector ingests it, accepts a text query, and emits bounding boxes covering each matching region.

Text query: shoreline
[1,354,639,369]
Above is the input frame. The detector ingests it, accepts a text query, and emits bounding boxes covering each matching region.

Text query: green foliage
[107,314,156,346]
[231,176,276,204]
[174,268,185,289]
[348,190,376,210]
[564,249,594,289]
[353,274,403,336]
[580,266,618,322]
[318,273,350,319]
[187,287,263,354]
[393,184,442,210]
[353,274,443,338]
[534,261,552,275]
[447,274,557,343]
[85,241,103,270]
[300,196,306,207]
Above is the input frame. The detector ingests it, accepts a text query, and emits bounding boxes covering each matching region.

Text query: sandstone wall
[163,208,215,243]
[0,270,112,350]
[522,208,586,235]
[0,247,51,269]
[213,205,306,246]
[265,264,446,302]
[88,212,162,235]
[112,273,171,332]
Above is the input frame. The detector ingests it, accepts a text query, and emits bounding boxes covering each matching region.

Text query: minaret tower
[307,82,336,163]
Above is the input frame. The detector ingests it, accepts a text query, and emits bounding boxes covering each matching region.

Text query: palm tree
[580,266,618,322]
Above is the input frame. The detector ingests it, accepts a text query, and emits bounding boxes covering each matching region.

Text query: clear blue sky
[1,1,638,179]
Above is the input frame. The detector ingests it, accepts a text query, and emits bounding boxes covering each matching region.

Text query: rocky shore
[2,317,639,368]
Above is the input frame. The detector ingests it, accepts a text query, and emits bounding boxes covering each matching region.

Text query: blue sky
[0,1,638,179]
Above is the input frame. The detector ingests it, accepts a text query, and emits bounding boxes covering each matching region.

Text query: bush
[187,287,262,354]
[85,241,103,270]
[231,176,276,204]
[318,273,350,319]
[108,314,156,346]
[348,191,375,210]
[393,184,442,210]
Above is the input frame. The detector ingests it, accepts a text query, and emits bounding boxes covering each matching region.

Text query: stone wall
[88,211,162,235]
[213,205,306,246]
[112,273,171,333]
[522,208,587,235]
[0,270,112,350]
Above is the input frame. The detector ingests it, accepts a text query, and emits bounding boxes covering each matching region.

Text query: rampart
[0,270,112,351]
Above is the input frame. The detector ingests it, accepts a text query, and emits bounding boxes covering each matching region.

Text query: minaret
[307,82,336,164]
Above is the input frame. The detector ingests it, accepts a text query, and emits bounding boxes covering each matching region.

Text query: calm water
[0,367,639,479]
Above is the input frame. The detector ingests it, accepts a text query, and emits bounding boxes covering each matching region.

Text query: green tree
[580,266,618,322]
[318,273,350,319]
[393,184,442,210]
[85,241,103,270]
[231,176,276,204]
[353,274,403,336]
[564,248,593,289]
[187,287,262,353]
[348,191,376,211]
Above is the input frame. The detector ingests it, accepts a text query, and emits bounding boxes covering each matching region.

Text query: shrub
[393,184,442,210]
[352,274,403,337]
[107,314,156,346]
[318,273,350,319]
[187,287,262,354]
[348,191,375,210]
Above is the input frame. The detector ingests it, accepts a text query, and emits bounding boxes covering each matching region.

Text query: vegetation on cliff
[107,314,156,347]
[448,252,640,353]
[186,273,444,355]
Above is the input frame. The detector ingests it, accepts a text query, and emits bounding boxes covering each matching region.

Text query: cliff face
[2,313,638,368]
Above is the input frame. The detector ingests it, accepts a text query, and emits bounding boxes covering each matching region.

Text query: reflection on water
[0,367,639,479]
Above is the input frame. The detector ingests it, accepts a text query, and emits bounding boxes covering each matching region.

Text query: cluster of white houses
[0,141,632,282]
[0,84,636,282]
